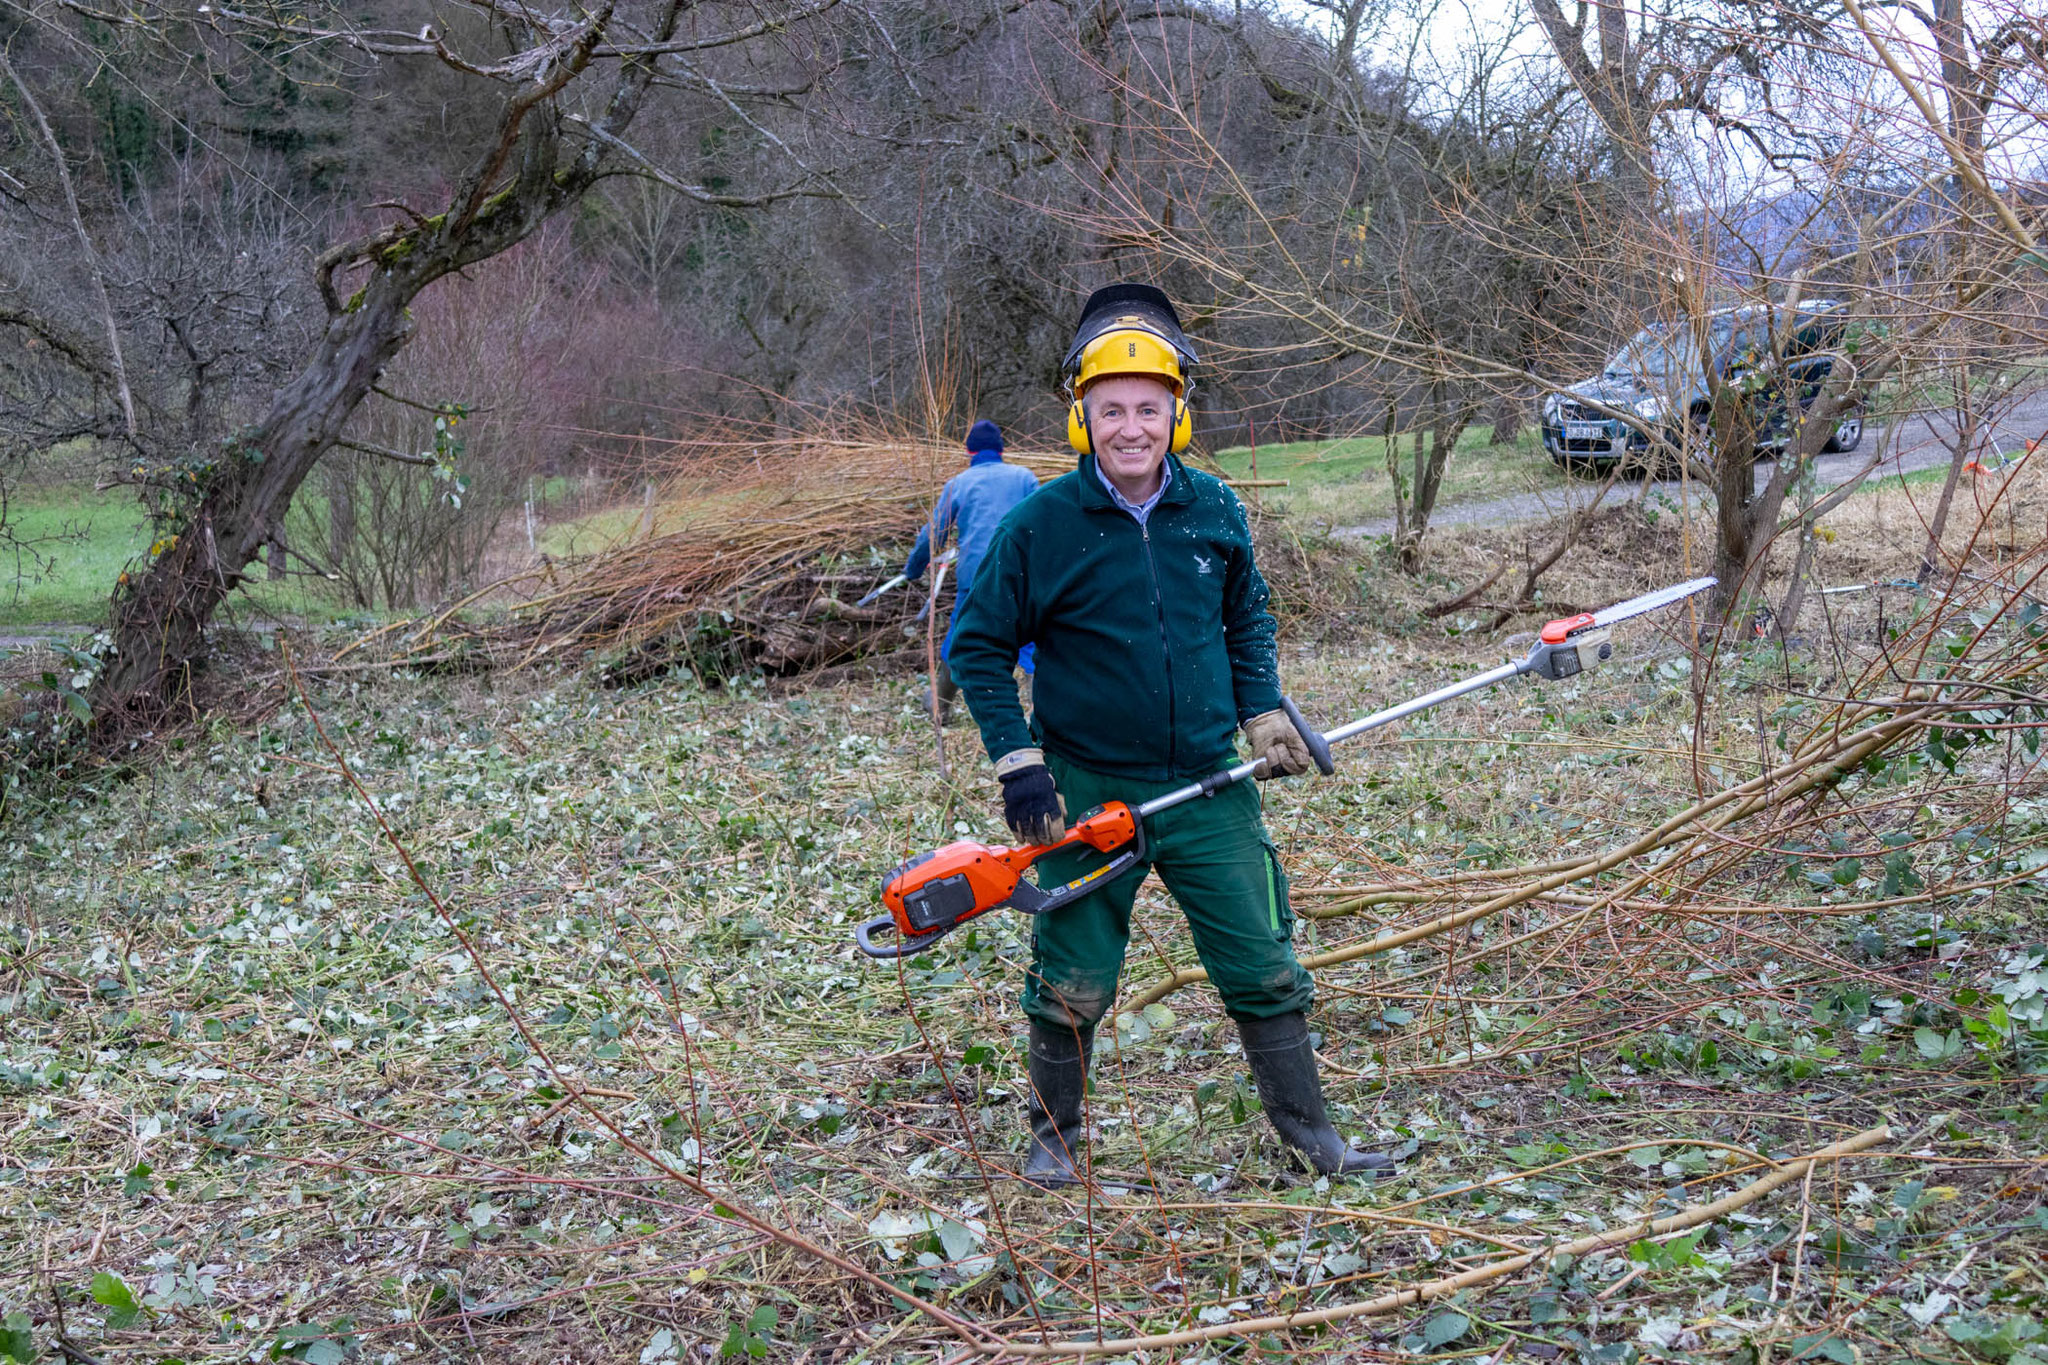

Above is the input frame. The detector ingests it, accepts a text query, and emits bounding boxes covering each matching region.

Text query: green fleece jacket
[947,452,1283,781]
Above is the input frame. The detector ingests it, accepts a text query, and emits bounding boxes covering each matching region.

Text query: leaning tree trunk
[87,4,671,718]
[96,292,416,713]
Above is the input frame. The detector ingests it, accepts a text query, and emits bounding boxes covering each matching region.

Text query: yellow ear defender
[1064,325,1195,456]
[1065,395,1193,455]
[1066,397,1090,455]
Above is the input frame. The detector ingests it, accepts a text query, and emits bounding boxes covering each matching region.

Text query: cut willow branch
[1121,693,1950,1011]
[994,1127,1892,1357]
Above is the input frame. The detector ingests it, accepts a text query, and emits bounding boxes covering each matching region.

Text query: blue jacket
[903,450,1042,591]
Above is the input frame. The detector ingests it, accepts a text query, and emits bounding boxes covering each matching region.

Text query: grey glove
[1243,709,1313,779]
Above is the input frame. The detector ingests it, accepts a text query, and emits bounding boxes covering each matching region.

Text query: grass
[0,473,605,631]
[0,483,144,626]
[3,460,2045,1362]
[1208,425,1570,528]
[0,483,375,631]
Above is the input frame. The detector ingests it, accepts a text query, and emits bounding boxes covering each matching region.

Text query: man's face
[1085,375,1176,496]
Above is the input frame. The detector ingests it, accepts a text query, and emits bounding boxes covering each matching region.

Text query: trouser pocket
[1260,837,1295,942]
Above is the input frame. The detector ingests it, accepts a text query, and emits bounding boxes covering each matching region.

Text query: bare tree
[0,0,853,720]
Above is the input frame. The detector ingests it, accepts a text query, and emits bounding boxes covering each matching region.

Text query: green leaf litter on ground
[5,567,2048,1359]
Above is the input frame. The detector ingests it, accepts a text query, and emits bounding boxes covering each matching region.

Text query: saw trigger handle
[1279,695,1336,775]
[1004,802,1147,914]
[863,802,1144,961]
[856,913,953,959]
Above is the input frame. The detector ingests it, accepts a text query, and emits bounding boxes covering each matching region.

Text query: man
[903,419,1041,722]
[948,283,1392,1185]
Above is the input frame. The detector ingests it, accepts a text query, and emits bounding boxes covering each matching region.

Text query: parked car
[1538,301,1864,476]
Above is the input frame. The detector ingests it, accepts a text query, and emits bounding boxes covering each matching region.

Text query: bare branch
[1,48,135,438]
[1839,0,2042,255]
[567,118,843,207]
[596,0,843,56]
[335,438,436,467]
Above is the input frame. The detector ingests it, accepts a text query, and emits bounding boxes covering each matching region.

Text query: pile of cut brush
[336,429,1078,685]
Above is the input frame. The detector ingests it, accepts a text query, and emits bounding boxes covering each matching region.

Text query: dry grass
[345,428,1084,681]
[345,429,1325,683]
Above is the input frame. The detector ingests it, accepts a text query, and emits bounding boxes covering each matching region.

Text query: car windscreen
[1604,317,1740,385]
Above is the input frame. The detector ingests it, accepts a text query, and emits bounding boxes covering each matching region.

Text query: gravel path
[0,623,83,652]
[1337,389,2048,539]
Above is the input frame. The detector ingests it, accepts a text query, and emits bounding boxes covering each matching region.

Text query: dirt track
[1337,388,2048,539]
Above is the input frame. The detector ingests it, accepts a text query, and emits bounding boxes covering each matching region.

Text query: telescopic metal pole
[1135,659,1524,820]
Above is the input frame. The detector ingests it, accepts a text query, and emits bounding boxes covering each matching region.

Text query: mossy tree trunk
[92,5,678,718]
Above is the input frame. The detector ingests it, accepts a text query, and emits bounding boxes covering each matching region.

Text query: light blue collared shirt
[1095,460,1172,525]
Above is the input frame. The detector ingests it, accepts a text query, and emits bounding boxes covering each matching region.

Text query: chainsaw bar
[1537,576,1716,646]
[1587,575,1718,632]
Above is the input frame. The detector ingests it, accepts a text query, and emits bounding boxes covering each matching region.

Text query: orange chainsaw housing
[877,801,1140,943]
[1540,611,1596,643]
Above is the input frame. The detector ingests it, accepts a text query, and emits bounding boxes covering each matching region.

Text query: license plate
[1564,422,1606,441]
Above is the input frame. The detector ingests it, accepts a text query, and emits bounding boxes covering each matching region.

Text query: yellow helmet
[1062,284,1197,455]
[1070,325,1186,395]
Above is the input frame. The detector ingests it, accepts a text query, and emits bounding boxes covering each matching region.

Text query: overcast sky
[1303,0,2045,208]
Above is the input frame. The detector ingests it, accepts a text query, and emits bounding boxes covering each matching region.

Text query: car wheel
[1682,414,1718,480]
[1551,450,1607,479]
[1643,431,1687,481]
[1823,406,1863,453]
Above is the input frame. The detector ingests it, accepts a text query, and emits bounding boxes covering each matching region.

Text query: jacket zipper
[1139,518,1176,774]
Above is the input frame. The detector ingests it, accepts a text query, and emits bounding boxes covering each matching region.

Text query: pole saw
[854,576,1716,959]
[858,547,957,616]
[856,574,909,608]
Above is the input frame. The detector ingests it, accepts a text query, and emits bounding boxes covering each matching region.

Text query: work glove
[1243,709,1314,780]
[994,747,1066,846]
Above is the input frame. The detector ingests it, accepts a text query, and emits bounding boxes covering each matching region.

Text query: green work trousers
[1020,752,1314,1030]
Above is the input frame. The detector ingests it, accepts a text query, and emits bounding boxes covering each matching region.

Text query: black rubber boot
[1235,1011,1396,1178]
[919,673,964,725]
[1021,1018,1093,1187]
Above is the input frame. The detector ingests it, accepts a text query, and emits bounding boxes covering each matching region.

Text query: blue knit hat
[964,419,1003,454]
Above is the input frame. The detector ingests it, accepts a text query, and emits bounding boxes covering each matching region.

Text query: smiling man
[947,283,1395,1187]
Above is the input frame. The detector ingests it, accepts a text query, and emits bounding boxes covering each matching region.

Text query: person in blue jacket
[903,419,1041,721]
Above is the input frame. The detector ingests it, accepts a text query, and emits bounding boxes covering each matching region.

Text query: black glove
[995,748,1065,846]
